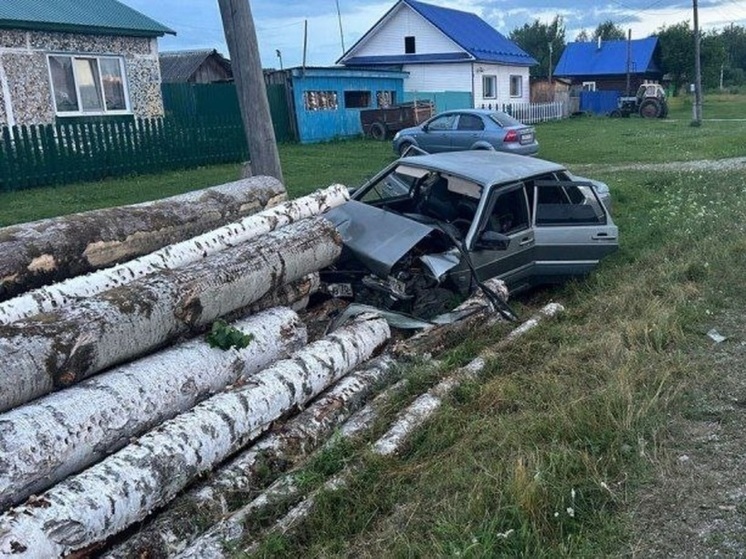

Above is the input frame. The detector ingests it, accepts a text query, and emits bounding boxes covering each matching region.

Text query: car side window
[534,182,607,225]
[457,114,484,131]
[487,186,530,234]
[428,114,457,131]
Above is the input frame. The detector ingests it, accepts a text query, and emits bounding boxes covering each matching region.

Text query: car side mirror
[474,230,511,251]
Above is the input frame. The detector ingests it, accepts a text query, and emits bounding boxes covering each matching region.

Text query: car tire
[370,122,387,141]
[397,141,414,156]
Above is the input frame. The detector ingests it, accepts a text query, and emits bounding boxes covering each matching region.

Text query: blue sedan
[392,109,539,157]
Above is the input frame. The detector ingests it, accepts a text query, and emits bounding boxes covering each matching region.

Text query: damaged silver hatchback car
[322,151,618,318]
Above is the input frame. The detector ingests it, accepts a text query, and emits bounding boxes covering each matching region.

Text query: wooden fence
[0,117,248,192]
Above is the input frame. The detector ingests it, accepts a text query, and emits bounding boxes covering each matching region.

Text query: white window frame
[582,81,597,92]
[482,75,497,99]
[509,75,523,98]
[47,54,132,117]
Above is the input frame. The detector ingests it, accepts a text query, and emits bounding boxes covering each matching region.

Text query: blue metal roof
[0,0,174,37]
[339,0,536,67]
[554,37,660,77]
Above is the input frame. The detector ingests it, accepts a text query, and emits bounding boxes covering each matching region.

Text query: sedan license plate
[520,132,533,144]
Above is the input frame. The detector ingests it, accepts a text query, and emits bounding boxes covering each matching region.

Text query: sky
[122,0,746,68]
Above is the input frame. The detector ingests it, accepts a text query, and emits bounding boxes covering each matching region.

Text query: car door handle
[519,237,534,246]
[592,232,617,241]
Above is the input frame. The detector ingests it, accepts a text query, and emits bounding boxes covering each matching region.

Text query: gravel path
[576,156,746,174]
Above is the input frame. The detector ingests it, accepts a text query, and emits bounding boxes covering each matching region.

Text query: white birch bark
[0,176,286,301]
[0,185,347,325]
[0,217,341,413]
[0,315,390,558]
[227,303,566,555]
[247,273,320,314]
[0,307,306,512]
[104,355,397,559]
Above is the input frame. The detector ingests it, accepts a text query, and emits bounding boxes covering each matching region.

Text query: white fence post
[497,101,567,124]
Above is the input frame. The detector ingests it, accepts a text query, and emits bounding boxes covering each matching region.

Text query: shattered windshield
[360,164,428,203]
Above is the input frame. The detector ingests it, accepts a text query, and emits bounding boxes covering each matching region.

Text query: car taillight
[503,129,519,143]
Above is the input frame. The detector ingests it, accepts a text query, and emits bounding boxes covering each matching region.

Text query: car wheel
[397,141,414,156]
[370,122,387,141]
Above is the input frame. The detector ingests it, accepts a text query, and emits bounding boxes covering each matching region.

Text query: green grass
[244,97,746,557]
[2,93,745,556]
[0,140,395,227]
[247,169,746,558]
[1,93,744,226]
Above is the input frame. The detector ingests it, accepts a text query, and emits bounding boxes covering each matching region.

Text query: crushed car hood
[325,200,439,278]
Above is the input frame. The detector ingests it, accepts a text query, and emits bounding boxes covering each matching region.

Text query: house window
[582,81,597,92]
[48,54,129,115]
[377,91,396,108]
[344,90,371,108]
[304,90,338,111]
[482,75,496,99]
[405,36,416,54]
[510,75,523,98]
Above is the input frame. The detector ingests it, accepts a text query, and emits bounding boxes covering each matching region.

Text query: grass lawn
[1,92,744,227]
[1,93,745,556]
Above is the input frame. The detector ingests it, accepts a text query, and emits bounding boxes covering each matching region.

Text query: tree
[655,22,693,95]
[594,20,626,41]
[509,15,566,78]
[701,30,727,89]
[575,29,590,42]
[720,24,746,85]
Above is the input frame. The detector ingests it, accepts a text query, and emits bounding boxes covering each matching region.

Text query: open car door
[531,180,618,284]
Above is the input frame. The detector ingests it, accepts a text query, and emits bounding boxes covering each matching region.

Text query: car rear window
[488,112,523,127]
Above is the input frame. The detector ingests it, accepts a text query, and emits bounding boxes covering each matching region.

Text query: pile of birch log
[0,176,558,557]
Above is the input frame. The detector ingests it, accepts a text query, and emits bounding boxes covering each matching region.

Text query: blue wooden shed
[266,67,408,143]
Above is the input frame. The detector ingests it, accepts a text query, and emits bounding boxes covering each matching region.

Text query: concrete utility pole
[218,0,284,182]
[692,0,703,125]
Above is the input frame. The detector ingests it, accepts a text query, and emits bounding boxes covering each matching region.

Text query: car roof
[397,151,566,187]
[437,108,508,117]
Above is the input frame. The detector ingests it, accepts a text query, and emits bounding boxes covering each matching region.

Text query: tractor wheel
[658,102,669,119]
[639,98,662,119]
[609,109,622,118]
[370,122,387,141]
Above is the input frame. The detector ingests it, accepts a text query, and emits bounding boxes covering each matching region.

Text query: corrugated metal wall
[292,73,405,143]
[579,90,620,115]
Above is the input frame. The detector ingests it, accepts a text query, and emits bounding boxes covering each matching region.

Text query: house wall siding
[473,63,530,107]
[352,4,461,57]
[402,63,471,92]
[0,30,163,126]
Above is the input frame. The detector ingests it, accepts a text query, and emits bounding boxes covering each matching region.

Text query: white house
[338,0,536,111]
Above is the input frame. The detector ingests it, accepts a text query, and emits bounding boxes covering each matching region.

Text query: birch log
[214,304,566,556]
[0,315,390,558]
[0,176,286,301]
[106,356,398,559]
[0,217,341,413]
[0,185,347,325]
[0,307,306,512]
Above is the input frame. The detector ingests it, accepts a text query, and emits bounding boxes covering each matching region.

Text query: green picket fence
[0,117,248,192]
